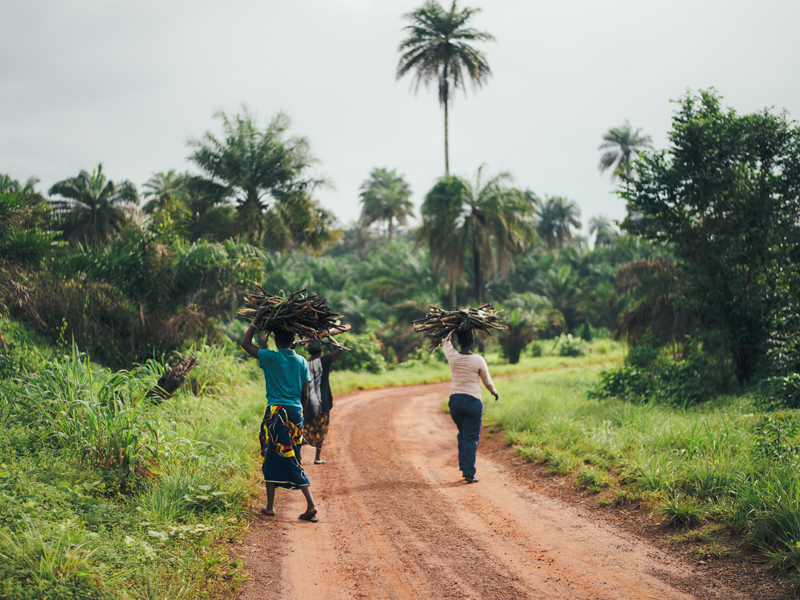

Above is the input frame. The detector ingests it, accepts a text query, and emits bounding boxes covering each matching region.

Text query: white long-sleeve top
[443,340,498,400]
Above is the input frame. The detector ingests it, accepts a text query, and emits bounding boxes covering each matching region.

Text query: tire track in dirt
[236,381,750,600]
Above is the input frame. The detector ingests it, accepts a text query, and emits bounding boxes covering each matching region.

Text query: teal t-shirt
[257,349,311,409]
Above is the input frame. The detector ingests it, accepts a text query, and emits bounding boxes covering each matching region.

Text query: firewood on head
[412,305,506,350]
[237,287,350,351]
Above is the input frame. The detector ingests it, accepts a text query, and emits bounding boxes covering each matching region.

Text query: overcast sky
[2,0,799,232]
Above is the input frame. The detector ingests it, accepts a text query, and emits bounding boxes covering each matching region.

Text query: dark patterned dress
[303,354,334,449]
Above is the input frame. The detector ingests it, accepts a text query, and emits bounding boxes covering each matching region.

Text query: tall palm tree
[588,215,618,247]
[417,166,537,307]
[536,196,581,250]
[188,106,329,243]
[359,168,414,240]
[49,164,138,243]
[598,120,653,180]
[142,170,188,214]
[397,1,494,174]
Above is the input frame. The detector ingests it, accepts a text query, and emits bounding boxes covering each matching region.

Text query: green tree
[536,196,581,250]
[142,170,188,214]
[621,90,800,383]
[397,0,494,174]
[359,168,414,240]
[498,309,540,364]
[588,215,618,248]
[188,107,333,247]
[49,164,138,244]
[536,264,581,331]
[0,191,58,266]
[0,174,44,202]
[417,167,536,307]
[598,120,653,180]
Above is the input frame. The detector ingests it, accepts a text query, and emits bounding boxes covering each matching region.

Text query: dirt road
[236,381,747,600]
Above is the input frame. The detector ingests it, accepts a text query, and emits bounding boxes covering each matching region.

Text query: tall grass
[0,335,264,599]
[10,344,160,482]
[485,367,800,578]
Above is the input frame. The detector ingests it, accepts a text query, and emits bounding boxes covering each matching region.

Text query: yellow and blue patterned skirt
[259,405,310,489]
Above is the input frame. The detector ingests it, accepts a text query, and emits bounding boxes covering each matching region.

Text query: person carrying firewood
[242,306,319,523]
[301,340,342,464]
[443,328,499,484]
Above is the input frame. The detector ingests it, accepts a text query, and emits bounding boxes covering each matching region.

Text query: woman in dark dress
[302,341,342,464]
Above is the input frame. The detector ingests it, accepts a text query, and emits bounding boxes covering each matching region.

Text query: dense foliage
[602,90,800,407]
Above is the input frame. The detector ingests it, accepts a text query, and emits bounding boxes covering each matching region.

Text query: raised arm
[329,347,343,363]
[241,306,268,359]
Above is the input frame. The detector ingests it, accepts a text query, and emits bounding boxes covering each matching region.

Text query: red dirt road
[236,382,748,600]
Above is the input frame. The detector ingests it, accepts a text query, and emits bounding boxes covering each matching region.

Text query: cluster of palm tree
[1,0,660,368]
[38,106,336,253]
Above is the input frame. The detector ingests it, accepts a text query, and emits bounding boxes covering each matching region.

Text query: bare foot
[260,507,276,517]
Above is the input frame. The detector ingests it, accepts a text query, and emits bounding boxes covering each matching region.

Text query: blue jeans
[449,394,483,479]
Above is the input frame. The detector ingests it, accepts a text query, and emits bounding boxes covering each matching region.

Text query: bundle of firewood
[412,304,507,350]
[237,287,349,349]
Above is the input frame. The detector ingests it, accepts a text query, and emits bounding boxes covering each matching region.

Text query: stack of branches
[238,287,350,350]
[413,304,507,350]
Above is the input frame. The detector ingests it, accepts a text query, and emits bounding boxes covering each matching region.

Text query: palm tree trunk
[472,237,482,305]
[388,219,394,241]
[450,281,457,309]
[442,63,450,175]
[444,98,450,175]
[472,237,485,353]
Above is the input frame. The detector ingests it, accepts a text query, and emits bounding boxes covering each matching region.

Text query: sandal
[464,477,480,484]
[299,512,319,523]
[260,508,276,517]
[314,459,326,464]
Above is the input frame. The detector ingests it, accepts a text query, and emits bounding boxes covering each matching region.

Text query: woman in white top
[443,329,499,483]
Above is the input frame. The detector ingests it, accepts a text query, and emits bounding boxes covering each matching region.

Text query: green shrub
[660,493,704,527]
[579,321,593,342]
[592,344,735,406]
[0,524,120,600]
[498,309,541,364]
[753,413,800,461]
[529,342,543,357]
[331,332,386,373]
[757,374,800,409]
[11,345,161,487]
[555,334,588,357]
[574,465,613,491]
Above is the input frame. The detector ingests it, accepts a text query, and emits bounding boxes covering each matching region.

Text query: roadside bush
[592,344,736,406]
[555,334,588,357]
[529,342,543,357]
[756,374,800,410]
[579,321,593,342]
[11,345,160,488]
[0,318,52,379]
[498,309,541,364]
[331,332,386,373]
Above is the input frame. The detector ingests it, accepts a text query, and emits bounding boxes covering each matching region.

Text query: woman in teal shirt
[242,307,318,522]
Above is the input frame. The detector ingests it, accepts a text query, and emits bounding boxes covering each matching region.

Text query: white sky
[2,0,799,233]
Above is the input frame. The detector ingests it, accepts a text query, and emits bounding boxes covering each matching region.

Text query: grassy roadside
[484,367,800,580]
[0,321,266,600]
[330,339,624,394]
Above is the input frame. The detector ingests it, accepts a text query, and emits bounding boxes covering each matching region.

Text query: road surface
[236,381,746,600]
